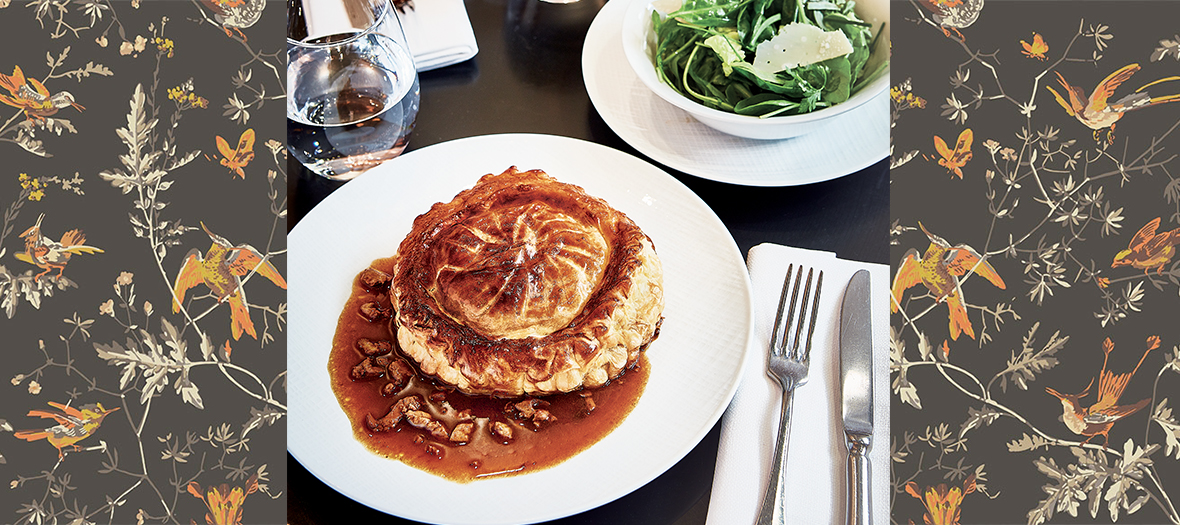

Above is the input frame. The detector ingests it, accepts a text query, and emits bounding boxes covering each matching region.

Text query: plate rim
[288,133,755,524]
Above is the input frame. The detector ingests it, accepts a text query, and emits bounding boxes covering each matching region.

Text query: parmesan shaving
[751,23,854,77]
[651,0,683,15]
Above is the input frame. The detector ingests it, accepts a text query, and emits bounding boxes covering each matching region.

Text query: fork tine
[783,265,804,350]
[802,271,823,361]
[769,264,794,354]
[790,268,813,356]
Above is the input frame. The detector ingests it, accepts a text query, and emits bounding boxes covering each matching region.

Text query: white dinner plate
[582,0,889,186]
[288,133,754,524]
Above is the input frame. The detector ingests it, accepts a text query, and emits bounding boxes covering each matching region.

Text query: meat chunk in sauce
[582,393,597,415]
[356,338,393,357]
[403,409,450,441]
[507,398,549,419]
[531,409,556,429]
[350,355,392,381]
[426,421,449,441]
[386,358,415,391]
[490,421,514,441]
[405,410,432,428]
[396,395,424,413]
[359,268,392,292]
[365,395,423,432]
[450,422,474,443]
[358,301,391,322]
[380,382,399,397]
[506,398,557,428]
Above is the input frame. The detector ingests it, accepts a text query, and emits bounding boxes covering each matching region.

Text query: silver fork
[755,264,823,525]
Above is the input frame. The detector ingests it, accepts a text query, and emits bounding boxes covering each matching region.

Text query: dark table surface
[286,0,888,522]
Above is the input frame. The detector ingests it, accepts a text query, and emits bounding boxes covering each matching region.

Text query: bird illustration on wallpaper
[0,65,85,121]
[13,401,121,460]
[1112,217,1180,276]
[915,0,984,41]
[905,474,977,525]
[891,223,1006,341]
[15,213,104,282]
[1044,336,1158,446]
[200,0,266,41]
[172,222,287,340]
[1047,63,1180,145]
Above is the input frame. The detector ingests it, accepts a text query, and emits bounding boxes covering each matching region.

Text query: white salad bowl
[621,0,889,140]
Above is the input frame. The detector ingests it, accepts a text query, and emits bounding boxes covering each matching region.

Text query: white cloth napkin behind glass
[706,243,891,525]
[398,0,478,71]
[302,0,478,72]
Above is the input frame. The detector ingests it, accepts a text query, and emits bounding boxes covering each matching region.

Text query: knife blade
[840,269,873,525]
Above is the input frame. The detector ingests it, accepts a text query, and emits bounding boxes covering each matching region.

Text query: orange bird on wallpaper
[200,0,265,41]
[172,222,286,340]
[1112,217,1180,275]
[0,65,84,121]
[915,0,984,41]
[15,213,104,282]
[1020,32,1048,60]
[14,401,120,459]
[1045,336,1158,446]
[891,222,1006,340]
[905,474,977,525]
[934,128,972,178]
[1047,63,1180,144]
[216,128,255,179]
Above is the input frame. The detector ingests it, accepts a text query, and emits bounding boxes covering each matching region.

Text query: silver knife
[840,270,873,525]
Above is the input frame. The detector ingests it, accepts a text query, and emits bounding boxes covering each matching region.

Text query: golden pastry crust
[392,167,664,396]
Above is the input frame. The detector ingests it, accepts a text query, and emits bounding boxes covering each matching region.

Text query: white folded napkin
[399,0,479,71]
[300,0,478,72]
[706,243,891,525]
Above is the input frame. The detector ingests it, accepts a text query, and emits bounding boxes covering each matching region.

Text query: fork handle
[845,432,871,525]
[755,386,795,525]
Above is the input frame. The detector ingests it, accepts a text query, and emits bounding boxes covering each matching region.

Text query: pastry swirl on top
[392,167,664,396]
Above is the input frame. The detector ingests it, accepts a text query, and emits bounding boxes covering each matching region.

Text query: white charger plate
[582,0,889,186]
[288,133,754,524]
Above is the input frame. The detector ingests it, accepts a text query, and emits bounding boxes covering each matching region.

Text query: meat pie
[391,167,664,396]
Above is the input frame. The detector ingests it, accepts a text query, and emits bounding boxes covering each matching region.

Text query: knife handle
[846,432,871,525]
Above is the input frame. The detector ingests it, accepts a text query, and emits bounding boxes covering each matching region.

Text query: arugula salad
[651,0,886,118]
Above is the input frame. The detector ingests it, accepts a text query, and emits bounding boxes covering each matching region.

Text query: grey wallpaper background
[0,1,286,524]
[891,1,1180,524]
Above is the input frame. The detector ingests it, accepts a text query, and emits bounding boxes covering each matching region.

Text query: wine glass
[287,0,420,181]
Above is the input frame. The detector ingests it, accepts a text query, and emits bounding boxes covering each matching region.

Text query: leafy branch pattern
[2,2,284,524]
[892,3,1180,524]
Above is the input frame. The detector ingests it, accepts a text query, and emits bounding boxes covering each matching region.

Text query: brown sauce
[328,256,649,483]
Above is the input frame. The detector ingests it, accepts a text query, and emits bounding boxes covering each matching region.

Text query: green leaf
[820,56,851,104]
[669,0,741,25]
[703,33,745,75]
[733,93,797,116]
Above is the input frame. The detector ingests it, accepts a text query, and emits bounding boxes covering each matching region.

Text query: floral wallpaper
[891,1,1180,524]
[0,1,286,524]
